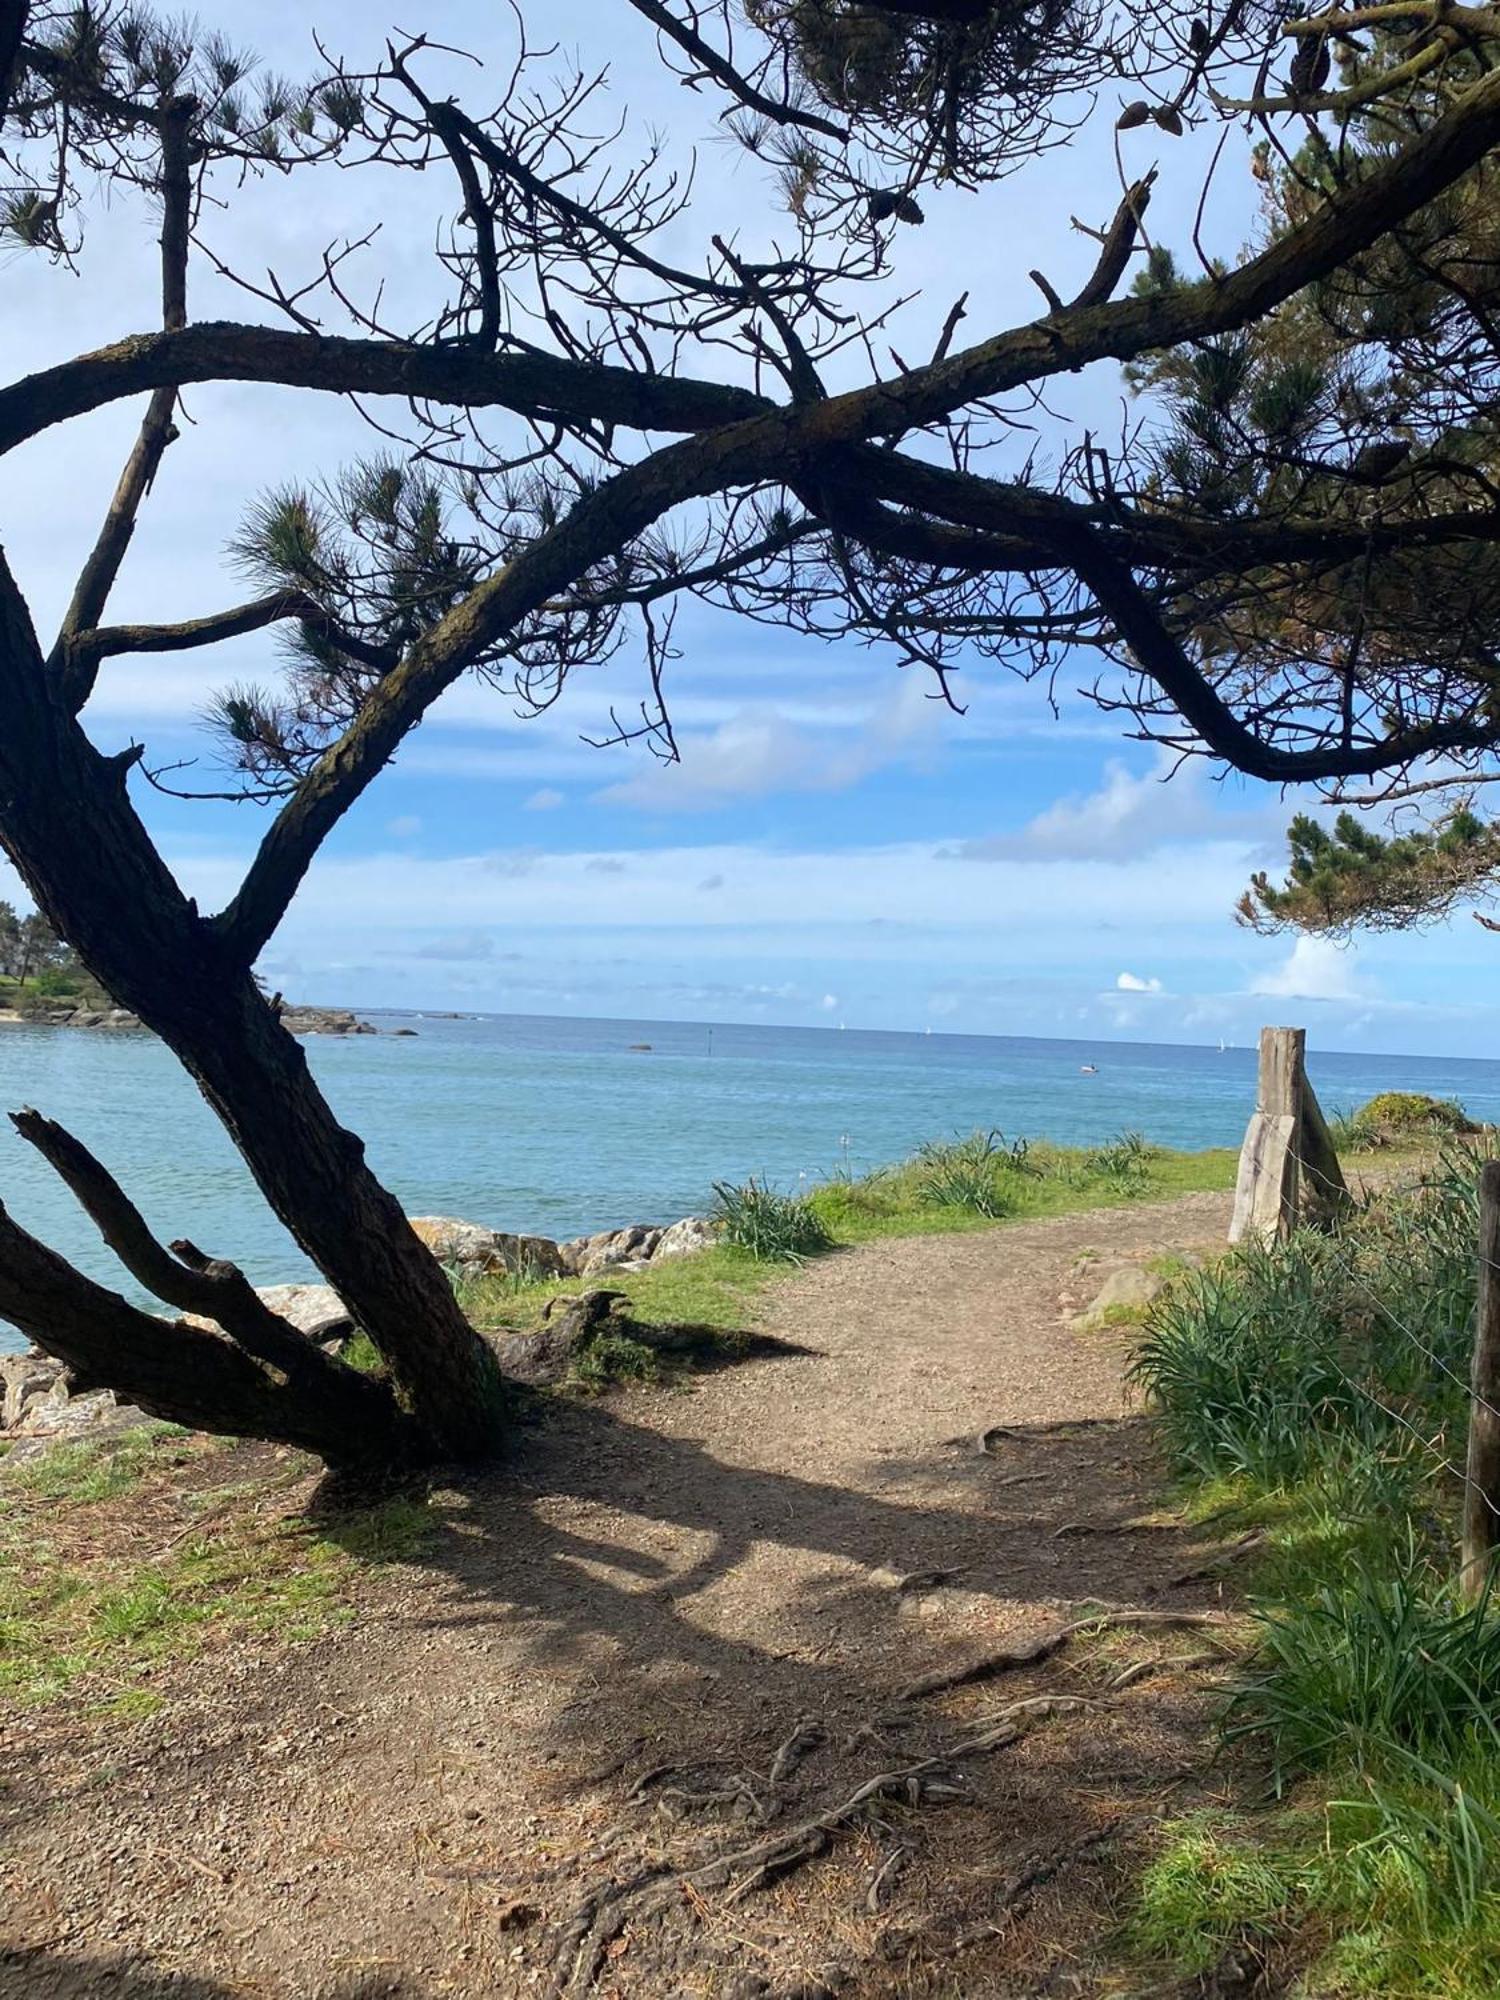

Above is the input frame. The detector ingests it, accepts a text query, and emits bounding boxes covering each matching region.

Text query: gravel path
[2,1191,1240,2000]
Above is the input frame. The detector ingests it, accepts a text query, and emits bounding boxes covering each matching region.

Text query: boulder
[408,1217,565,1280]
[559,1224,663,1278]
[255,1284,355,1344]
[653,1216,720,1263]
[280,1006,378,1036]
[1071,1264,1167,1329]
[13,1385,120,1439]
[1,1352,63,1431]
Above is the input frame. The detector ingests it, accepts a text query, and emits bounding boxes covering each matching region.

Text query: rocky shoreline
[0,1207,721,1455]
[0,1002,387,1036]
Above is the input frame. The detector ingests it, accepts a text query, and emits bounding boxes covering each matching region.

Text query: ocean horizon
[4,1007,1499,1351]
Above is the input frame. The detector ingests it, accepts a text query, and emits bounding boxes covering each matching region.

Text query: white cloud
[820,993,840,1011]
[524,788,566,811]
[595,680,943,812]
[951,755,1284,864]
[1251,936,1368,1003]
[385,815,422,838]
[1116,971,1163,993]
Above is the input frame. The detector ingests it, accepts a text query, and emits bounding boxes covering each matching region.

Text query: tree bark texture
[0,563,503,1463]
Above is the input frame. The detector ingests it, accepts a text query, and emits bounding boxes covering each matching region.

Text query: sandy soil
[1,1193,1247,2000]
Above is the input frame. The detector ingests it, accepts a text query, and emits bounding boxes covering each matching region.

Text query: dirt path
[3,1194,1242,2000]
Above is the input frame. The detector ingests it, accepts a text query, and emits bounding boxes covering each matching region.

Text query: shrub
[1328,1104,1382,1153]
[1358,1091,1476,1142]
[711,1177,831,1261]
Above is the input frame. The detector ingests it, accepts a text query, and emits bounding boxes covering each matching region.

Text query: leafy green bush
[1358,1091,1476,1141]
[710,1176,831,1261]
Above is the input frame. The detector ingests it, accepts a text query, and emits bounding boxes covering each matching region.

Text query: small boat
[1080,1063,1099,1074]
[628,1042,652,1052]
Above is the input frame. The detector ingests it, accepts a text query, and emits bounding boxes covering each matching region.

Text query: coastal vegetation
[1129,1149,1500,1995]
[0,901,108,1014]
[6,0,1500,1472]
[442,1128,1239,1340]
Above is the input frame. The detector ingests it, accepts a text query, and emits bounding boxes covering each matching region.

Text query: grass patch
[1125,1139,1500,1995]
[5,1423,193,1502]
[0,1429,440,1714]
[447,1136,1236,1342]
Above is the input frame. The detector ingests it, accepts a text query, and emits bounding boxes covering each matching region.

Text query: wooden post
[1462,1160,1500,1602]
[1229,1026,1350,1245]
[1229,1027,1306,1245]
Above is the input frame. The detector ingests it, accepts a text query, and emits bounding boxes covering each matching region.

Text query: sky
[5,0,1500,1059]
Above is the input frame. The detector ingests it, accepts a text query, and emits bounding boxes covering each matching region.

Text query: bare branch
[626,0,850,142]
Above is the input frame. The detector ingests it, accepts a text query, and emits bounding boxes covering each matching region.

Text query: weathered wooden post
[1228,1026,1350,1245]
[1461,1160,1500,1602]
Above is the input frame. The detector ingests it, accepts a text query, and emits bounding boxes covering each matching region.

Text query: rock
[13,1384,118,1438]
[1071,1264,1167,1329]
[408,1217,565,1280]
[279,1005,378,1036]
[652,1216,720,1262]
[559,1224,662,1277]
[255,1284,355,1344]
[1,1352,63,1431]
[393,1027,419,1037]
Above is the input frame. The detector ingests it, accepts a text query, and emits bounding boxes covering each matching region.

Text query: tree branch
[1068,534,1499,781]
[72,591,398,675]
[0,0,28,126]
[10,1107,323,1375]
[0,324,774,461]
[626,0,850,142]
[49,95,196,706]
[0,1192,417,1466]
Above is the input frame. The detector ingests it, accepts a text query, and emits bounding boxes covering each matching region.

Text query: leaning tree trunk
[0,562,503,1465]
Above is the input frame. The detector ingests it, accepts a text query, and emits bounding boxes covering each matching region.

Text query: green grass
[444,1136,1237,1337]
[5,1423,193,1501]
[0,1429,439,1714]
[1125,1141,1500,1996]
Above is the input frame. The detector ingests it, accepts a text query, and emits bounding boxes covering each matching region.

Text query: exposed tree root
[944,1821,1127,1954]
[551,1695,1093,1997]
[769,1718,827,1784]
[1165,1531,1267,1588]
[962,1417,1119,1456]
[865,1842,911,1913]
[899,1608,1234,1701]
[892,1564,971,1592]
[1052,1518,1182,1539]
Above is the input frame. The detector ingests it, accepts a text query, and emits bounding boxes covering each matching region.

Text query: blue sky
[6,0,1500,1058]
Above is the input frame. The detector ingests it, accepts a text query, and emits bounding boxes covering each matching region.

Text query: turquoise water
[4,1010,1499,1350]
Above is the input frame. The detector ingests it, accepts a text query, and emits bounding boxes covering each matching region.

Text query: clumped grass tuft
[711,1176,832,1262]
[913,1129,1032,1216]
[1126,1139,1500,1995]
[569,1330,663,1391]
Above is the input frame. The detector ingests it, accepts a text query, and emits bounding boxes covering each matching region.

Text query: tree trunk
[0,560,503,1463]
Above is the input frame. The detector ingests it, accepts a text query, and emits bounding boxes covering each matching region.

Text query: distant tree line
[0,902,109,1007]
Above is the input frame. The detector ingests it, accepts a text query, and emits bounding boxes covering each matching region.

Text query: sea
[3,1010,1500,1351]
